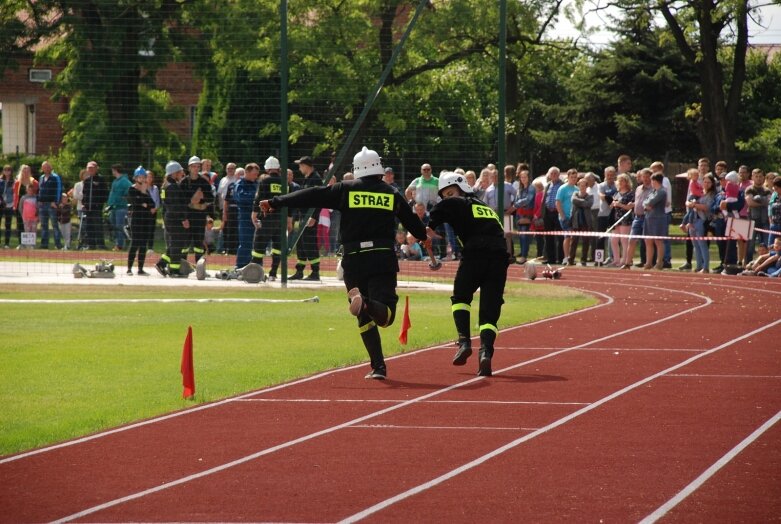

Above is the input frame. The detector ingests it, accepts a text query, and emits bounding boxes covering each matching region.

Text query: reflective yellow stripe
[451,303,471,312]
[161,254,171,263]
[193,247,205,254]
[308,257,321,264]
[348,191,393,210]
[271,249,281,255]
[251,250,265,258]
[479,323,498,334]
[471,203,503,228]
[358,321,376,333]
[169,263,181,270]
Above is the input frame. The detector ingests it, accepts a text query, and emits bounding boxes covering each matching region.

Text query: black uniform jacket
[161,176,189,225]
[181,174,214,217]
[428,195,507,258]
[270,176,426,275]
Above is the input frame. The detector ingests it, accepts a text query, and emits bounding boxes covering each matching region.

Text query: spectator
[106,164,131,251]
[68,169,86,248]
[0,165,14,248]
[678,158,709,270]
[513,169,535,264]
[688,174,717,273]
[37,161,63,250]
[650,161,673,269]
[642,172,667,271]
[20,183,38,243]
[769,178,781,245]
[146,170,161,253]
[743,237,780,276]
[383,166,402,193]
[597,166,618,264]
[585,172,601,263]
[570,177,594,265]
[531,177,546,259]
[13,165,39,245]
[485,165,517,261]
[621,168,652,269]
[56,193,73,250]
[204,217,217,254]
[465,170,477,191]
[217,162,239,254]
[405,163,439,210]
[413,201,430,227]
[394,229,407,259]
[541,167,564,264]
[126,169,156,275]
[680,168,703,232]
[400,232,423,261]
[556,169,579,265]
[745,168,771,263]
[473,168,491,199]
[610,173,635,267]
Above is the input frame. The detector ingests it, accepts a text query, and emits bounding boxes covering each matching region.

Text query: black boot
[478,346,493,377]
[360,323,386,380]
[304,264,320,281]
[452,338,472,366]
[289,264,305,280]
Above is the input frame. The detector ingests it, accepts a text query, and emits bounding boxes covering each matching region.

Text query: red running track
[1,268,779,522]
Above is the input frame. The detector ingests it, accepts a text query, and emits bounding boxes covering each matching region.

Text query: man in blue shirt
[37,161,63,249]
[556,169,579,265]
[107,164,132,251]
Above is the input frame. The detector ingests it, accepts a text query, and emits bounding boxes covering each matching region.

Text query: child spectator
[722,171,740,218]
[204,216,217,254]
[680,168,703,232]
[57,193,73,250]
[20,184,38,237]
[394,229,407,259]
[400,232,423,261]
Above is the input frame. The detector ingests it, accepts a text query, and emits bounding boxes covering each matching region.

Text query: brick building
[0,56,202,157]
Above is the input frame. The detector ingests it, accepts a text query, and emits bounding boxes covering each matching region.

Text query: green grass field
[0,282,593,456]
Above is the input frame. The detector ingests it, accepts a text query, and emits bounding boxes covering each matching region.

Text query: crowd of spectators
[2,154,779,278]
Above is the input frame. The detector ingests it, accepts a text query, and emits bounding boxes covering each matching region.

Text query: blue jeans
[691,218,708,271]
[769,225,781,246]
[111,207,128,248]
[518,223,531,258]
[37,203,62,248]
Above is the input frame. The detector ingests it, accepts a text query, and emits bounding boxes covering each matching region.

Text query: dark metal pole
[280,0,289,284]
[497,0,507,216]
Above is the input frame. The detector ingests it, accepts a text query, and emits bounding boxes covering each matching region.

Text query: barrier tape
[513,230,739,242]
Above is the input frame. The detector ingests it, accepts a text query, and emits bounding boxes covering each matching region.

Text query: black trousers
[452,253,508,334]
[296,223,319,266]
[543,208,563,263]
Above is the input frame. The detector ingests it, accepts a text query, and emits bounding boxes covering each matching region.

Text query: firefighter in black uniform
[290,155,323,280]
[251,156,287,281]
[181,156,214,264]
[156,161,191,277]
[261,147,427,379]
[427,172,509,377]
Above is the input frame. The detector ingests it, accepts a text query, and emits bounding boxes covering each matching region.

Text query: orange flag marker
[398,296,411,345]
[181,326,195,399]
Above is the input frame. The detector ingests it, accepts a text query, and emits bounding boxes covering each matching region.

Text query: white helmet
[187,155,202,166]
[438,171,473,197]
[264,156,280,170]
[352,147,384,178]
[165,161,183,176]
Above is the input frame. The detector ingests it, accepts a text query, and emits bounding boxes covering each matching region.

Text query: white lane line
[337,318,781,524]
[50,288,706,523]
[0,297,321,304]
[350,424,538,431]
[234,398,590,406]
[497,347,706,352]
[665,373,781,379]
[1,290,613,465]
[640,409,781,524]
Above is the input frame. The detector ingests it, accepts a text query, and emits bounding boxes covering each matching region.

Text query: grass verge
[0,282,594,455]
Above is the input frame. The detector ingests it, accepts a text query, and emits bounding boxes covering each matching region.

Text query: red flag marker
[398,296,411,345]
[181,326,195,399]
